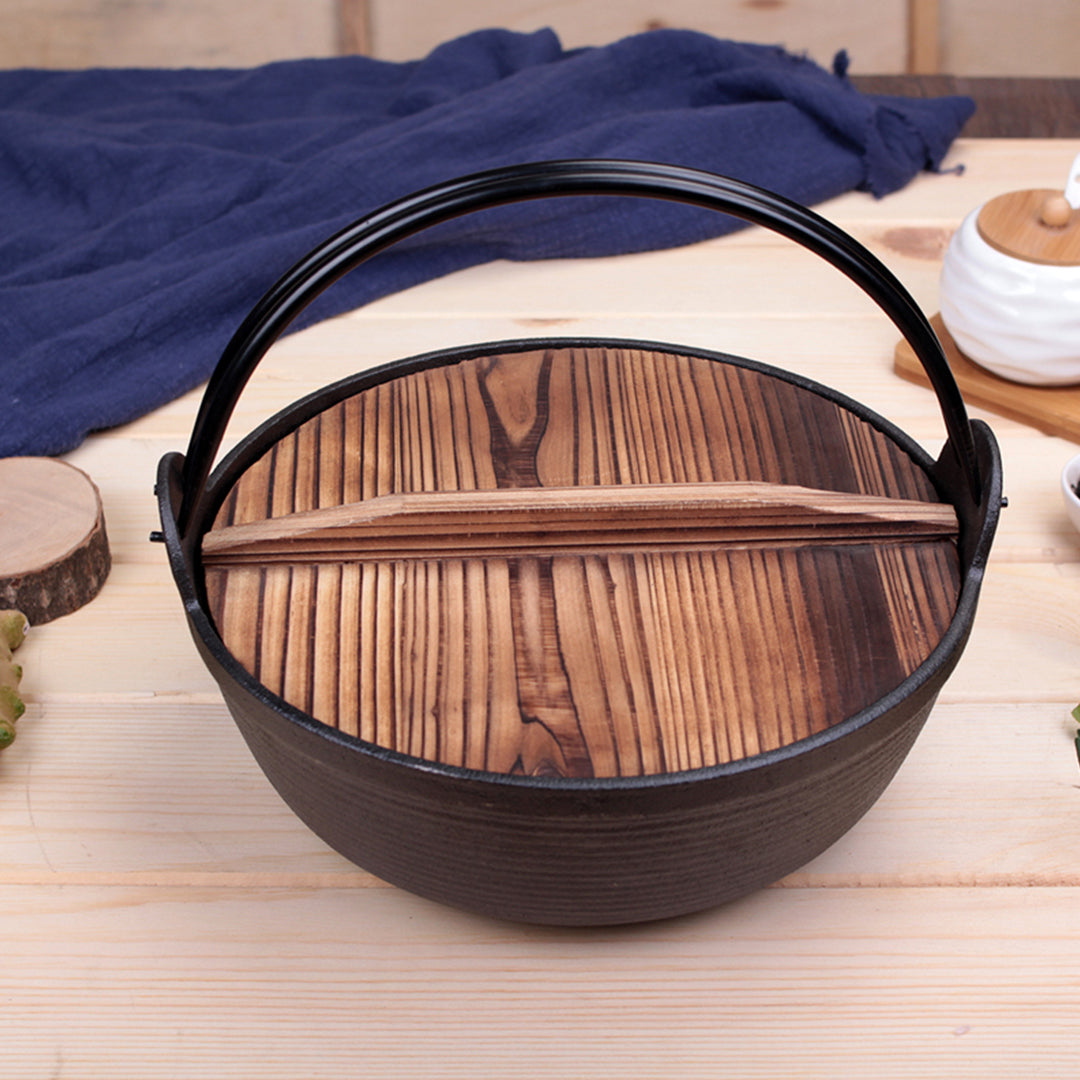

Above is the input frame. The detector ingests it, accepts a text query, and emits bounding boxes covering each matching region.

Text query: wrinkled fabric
[0,29,974,455]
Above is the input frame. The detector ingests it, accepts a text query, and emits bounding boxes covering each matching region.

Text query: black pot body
[158,338,1001,925]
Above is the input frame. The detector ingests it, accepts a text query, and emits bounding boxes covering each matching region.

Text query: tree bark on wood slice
[0,457,111,625]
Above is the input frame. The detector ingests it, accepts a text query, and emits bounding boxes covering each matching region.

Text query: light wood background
[2,0,1079,75]
[3,136,1080,1076]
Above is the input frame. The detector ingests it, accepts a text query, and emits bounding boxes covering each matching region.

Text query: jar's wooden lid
[977,189,1080,266]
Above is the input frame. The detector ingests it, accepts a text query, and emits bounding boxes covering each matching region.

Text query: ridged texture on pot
[210,639,941,926]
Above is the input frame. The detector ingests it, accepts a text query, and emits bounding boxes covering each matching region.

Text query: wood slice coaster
[895,313,1080,442]
[0,457,111,624]
[203,345,961,779]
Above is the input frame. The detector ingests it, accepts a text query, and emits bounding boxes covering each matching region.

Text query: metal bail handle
[177,159,983,533]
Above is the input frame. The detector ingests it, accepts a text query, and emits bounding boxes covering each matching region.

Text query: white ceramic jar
[939,151,1080,386]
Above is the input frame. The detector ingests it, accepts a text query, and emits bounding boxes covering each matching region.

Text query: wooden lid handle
[201,481,958,565]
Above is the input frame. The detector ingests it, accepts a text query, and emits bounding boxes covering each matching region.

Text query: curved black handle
[177,159,981,533]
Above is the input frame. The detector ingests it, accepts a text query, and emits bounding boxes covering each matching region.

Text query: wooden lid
[977,189,1080,265]
[201,345,960,780]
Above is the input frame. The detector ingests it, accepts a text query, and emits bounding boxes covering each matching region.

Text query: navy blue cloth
[0,29,973,456]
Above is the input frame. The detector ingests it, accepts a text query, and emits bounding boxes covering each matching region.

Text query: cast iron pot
[157,160,1001,925]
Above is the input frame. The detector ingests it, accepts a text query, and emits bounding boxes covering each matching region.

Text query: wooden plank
[1,0,339,68]
[11,561,224,697]
[3,697,1077,884]
[365,0,910,72]
[4,883,1080,1077]
[337,0,371,54]
[907,0,941,74]
[940,0,1080,77]
[852,78,1080,138]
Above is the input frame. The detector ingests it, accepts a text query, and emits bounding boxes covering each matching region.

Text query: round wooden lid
[976,189,1080,265]
[201,344,962,780]
[0,457,111,624]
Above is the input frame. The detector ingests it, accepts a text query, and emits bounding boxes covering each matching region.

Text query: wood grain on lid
[203,346,960,778]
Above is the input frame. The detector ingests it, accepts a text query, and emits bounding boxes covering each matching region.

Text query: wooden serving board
[895,313,1080,442]
[202,345,960,781]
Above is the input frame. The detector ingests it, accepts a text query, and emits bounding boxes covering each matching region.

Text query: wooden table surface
[5,133,1080,1076]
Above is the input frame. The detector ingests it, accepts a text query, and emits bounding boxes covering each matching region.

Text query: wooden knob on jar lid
[1040,193,1073,228]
